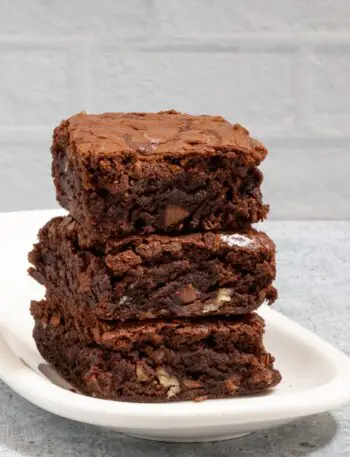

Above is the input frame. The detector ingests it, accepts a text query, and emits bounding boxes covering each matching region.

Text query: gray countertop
[1,221,349,457]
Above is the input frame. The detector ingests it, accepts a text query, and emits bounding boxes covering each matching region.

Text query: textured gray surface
[1,220,350,456]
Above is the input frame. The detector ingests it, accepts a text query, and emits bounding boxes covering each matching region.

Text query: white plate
[1,210,350,443]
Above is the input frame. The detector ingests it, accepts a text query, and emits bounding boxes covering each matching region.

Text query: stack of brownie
[28,110,281,402]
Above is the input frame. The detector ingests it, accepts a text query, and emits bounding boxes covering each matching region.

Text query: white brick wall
[0,0,349,219]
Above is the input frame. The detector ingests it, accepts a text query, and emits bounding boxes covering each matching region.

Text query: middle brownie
[28,216,277,321]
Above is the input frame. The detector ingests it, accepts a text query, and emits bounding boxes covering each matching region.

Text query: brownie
[33,304,281,402]
[51,110,269,240]
[28,216,277,321]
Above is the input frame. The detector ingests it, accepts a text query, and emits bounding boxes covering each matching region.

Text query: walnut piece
[136,363,152,382]
[202,288,233,313]
[202,303,219,313]
[156,367,181,398]
[217,288,233,302]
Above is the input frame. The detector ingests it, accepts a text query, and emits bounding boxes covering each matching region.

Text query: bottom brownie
[33,306,281,403]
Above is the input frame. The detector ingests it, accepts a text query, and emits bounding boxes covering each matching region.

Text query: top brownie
[52,110,269,239]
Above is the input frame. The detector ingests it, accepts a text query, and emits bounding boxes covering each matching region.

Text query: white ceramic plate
[1,210,350,443]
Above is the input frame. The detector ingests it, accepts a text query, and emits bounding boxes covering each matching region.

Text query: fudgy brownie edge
[29,216,277,321]
[33,308,281,403]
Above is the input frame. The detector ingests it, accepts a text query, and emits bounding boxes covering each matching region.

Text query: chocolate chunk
[177,284,199,305]
[163,205,190,227]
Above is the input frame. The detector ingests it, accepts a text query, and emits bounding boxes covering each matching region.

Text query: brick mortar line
[0,32,350,48]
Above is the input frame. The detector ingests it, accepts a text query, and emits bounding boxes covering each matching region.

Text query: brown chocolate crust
[54,110,267,160]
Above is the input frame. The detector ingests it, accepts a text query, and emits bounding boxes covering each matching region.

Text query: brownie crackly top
[55,110,267,163]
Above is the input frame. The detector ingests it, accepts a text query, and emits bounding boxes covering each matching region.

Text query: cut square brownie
[51,110,269,240]
[33,304,281,402]
[28,216,277,321]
